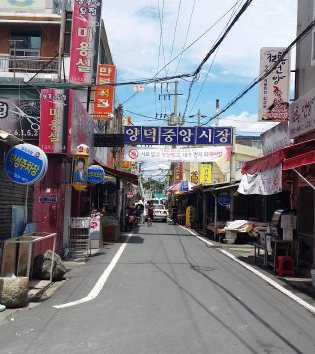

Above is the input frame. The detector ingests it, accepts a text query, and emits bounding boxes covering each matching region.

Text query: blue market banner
[123,126,232,145]
[5,143,48,185]
[88,165,105,184]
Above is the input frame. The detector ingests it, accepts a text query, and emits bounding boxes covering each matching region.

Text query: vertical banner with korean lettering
[200,163,212,185]
[39,89,67,153]
[68,90,94,161]
[175,162,183,183]
[93,64,116,119]
[190,162,199,184]
[69,0,102,84]
[258,47,290,122]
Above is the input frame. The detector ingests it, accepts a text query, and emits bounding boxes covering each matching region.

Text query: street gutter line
[53,235,130,309]
[179,226,315,316]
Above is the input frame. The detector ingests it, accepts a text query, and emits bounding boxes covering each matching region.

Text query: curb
[179,225,315,316]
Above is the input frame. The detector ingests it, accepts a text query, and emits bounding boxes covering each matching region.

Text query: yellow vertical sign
[200,163,212,185]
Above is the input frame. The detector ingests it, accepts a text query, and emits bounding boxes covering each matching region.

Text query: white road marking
[180,226,315,315]
[53,235,130,309]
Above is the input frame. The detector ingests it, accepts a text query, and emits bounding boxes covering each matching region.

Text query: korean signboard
[88,165,105,184]
[289,87,315,138]
[123,126,233,145]
[190,162,199,184]
[69,0,103,84]
[258,47,290,122]
[68,90,94,159]
[0,98,40,140]
[124,145,231,163]
[174,162,183,183]
[5,143,48,185]
[200,163,212,185]
[0,0,45,12]
[93,64,116,120]
[261,122,290,155]
[39,89,67,153]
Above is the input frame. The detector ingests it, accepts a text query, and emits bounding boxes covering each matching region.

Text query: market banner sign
[39,89,67,153]
[289,87,315,138]
[88,165,105,184]
[69,0,102,84]
[238,164,282,195]
[0,98,40,140]
[5,143,48,185]
[258,47,290,122]
[68,90,94,159]
[123,126,232,145]
[93,64,116,120]
[200,163,212,185]
[261,121,290,155]
[124,145,231,163]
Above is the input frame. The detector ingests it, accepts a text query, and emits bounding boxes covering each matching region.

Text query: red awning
[242,138,315,174]
[241,149,285,174]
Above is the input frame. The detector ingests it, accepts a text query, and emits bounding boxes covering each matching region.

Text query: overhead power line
[182,0,253,118]
[202,17,315,126]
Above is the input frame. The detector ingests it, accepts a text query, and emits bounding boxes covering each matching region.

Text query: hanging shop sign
[200,163,212,185]
[175,162,183,183]
[190,162,199,184]
[39,88,67,153]
[93,64,116,120]
[72,144,89,190]
[69,0,103,84]
[258,47,290,122]
[68,90,94,159]
[124,145,231,163]
[87,165,105,184]
[238,164,282,195]
[123,126,233,145]
[261,121,290,156]
[217,192,232,206]
[0,98,40,140]
[5,143,48,185]
[289,87,315,138]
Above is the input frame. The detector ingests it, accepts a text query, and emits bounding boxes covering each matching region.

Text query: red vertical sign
[69,0,102,84]
[39,89,66,153]
[93,65,116,120]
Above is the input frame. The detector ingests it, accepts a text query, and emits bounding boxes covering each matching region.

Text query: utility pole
[159,81,183,126]
[215,98,220,127]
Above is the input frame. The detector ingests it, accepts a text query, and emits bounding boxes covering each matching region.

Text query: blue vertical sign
[178,127,196,145]
[123,126,142,144]
[142,126,160,144]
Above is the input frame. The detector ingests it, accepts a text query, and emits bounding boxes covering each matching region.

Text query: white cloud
[217,111,278,134]
[103,0,297,80]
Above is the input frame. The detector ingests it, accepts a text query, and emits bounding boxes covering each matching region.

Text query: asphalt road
[0,222,315,354]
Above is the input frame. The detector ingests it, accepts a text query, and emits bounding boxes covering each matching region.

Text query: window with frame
[10,31,41,57]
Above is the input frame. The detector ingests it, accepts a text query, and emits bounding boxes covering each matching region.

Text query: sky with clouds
[102,0,297,135]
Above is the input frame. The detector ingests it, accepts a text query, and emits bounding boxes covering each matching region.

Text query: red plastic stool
[276,256,295,277]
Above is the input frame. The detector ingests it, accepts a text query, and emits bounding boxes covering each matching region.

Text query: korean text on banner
[200,163,212,185]
[69,0,103,84]
[93,65,116,120]
[238,164,282,195]
[175,162,183,183]
[258,47,290,122]
[68,90,94,160]
[39,89,67,153]
[124,145,231,163]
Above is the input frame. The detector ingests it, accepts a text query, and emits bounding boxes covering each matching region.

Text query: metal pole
[202,191,207,237]
[174,81,178,119]
[214,194,218,241]
[50,234,56,283]
[57,0,66,83]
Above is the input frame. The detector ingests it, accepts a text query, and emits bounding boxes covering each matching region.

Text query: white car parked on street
[153,204,168,222]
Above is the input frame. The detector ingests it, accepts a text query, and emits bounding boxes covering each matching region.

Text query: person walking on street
[172,203,178,225]
[147,201,154,226]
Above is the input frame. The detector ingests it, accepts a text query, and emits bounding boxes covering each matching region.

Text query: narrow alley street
[0,222,314,354]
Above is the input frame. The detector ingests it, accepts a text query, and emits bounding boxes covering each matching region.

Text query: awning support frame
[292,168,315,191]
